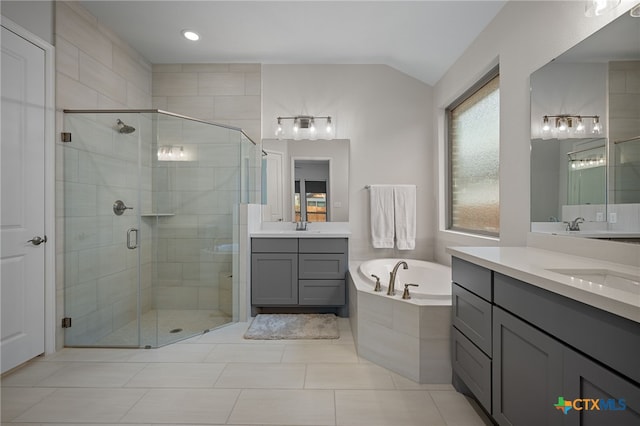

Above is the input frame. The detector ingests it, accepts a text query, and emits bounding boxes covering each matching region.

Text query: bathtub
[348,258,452,383]
[358,258,451,300]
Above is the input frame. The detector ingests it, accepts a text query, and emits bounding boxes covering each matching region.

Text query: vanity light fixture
[584,0,621,17]
[540,115,602,140]
[181,29,200,41]
[274,115,335,140]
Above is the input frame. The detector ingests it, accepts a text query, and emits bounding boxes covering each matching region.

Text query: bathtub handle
[402,283,419,300]
[371,274,381,292]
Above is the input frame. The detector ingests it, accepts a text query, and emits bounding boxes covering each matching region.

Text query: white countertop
[446,246,640,323]
[251,222,351,238]
[531,222,640,239]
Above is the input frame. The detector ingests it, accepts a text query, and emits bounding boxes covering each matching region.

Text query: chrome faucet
[564,217,584,231]
[388,261,408,296]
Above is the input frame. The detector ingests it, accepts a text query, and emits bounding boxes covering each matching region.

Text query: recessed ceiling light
[181,30,200,41]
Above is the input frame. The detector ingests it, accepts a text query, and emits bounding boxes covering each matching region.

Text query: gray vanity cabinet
[492,306,563,426]
[251,237,348,311]
[251,239,298,305]
[451,256,640,426]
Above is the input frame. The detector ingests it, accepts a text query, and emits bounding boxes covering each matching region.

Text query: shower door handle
[126,228,138,249]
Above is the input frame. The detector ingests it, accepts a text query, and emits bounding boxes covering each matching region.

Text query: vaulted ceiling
[81,1,507,85]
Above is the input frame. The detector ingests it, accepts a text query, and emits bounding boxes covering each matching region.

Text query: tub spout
[388,261,408,296]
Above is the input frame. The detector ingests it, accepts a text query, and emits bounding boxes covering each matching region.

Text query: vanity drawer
[452,257,492,302]
[452,326,492,413]
[252,238,298,253]
[452,283,492,356]
[299,280,345,305]
[299,238,347,254]
[299,253,347,279]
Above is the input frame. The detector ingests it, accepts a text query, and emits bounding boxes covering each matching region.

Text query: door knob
[28,236,47,246]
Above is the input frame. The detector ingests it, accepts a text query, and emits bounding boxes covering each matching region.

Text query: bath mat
[244,314,339,340]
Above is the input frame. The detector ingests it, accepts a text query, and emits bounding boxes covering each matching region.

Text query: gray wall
[1,1,54,44]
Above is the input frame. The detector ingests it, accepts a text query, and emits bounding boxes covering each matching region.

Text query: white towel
[369,185,395,248]
[394,185,416,250]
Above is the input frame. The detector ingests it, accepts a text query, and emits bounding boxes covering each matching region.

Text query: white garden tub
[348,258,452,383]
[358,258,451,300]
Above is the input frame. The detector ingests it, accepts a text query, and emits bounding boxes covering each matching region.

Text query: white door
[264,150,284,221]
[1,26,46,373]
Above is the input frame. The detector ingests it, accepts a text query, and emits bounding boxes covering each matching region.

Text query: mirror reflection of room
[294,160,329,222]
[261,138,349,223]
[530,11,640,239]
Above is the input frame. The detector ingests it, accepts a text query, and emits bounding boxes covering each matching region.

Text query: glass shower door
[63,112,142,347]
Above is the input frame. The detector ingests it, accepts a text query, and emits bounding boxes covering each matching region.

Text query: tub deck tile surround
[348,260,453,384]
[1,319,490,426]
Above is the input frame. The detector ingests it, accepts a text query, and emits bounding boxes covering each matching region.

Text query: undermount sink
[546,268,640,294]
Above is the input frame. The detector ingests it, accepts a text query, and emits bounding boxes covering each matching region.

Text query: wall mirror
[261,138,350,222]
[530,10,640,239]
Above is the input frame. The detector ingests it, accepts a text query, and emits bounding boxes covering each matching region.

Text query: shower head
[116,119,136,134]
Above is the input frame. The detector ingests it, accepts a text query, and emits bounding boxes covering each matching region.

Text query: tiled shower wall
[151,64,262,314]
[151,64,261,143]
[55,1,153,347]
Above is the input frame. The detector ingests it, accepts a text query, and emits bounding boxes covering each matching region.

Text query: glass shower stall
[61,110,260,348]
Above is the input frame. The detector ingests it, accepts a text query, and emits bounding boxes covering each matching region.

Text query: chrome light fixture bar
[541,114,602,140]
[275,115,335,140]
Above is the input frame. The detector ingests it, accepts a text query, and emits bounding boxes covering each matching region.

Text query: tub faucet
[371,274,382,292]
[564,217,584,231]
[402,283,419,300]
[388,261,408,296]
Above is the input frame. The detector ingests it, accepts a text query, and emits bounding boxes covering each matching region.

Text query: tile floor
[1,318,491,425]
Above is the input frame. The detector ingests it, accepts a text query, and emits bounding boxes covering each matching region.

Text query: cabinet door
[562,348,640,426]
[493,307,563,426]
[251,253,298,305]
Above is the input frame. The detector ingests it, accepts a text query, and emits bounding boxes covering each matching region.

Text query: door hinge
[61,132,72,142]
[61,317,72,328]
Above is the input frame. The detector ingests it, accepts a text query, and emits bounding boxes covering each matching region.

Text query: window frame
[446,65,500,237]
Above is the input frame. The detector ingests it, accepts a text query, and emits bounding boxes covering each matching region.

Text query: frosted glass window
[447,72,500,235]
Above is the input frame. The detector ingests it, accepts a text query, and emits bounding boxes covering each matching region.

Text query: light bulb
[326,117,333,133]
[541,116,551,139]
[585,0,620,17]
[575,117,585,134]
[180,146,184,158]
[557,117,567,132]
[309,118,316,133]
[592,117,602,134]
[275,118,283,138]
[293,117,299,133]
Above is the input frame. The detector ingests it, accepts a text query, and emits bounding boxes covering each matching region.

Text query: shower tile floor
[1,318,492,425]
[95,309,232,347]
